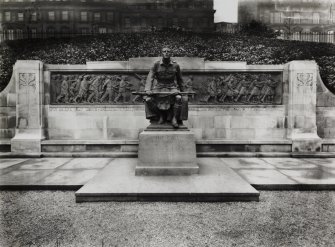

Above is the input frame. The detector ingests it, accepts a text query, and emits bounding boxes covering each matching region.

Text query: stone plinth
[136,130,199,176]
[288,61,322,152]
[11,60,45,153]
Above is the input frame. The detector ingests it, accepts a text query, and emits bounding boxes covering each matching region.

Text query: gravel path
[1,191,335,247]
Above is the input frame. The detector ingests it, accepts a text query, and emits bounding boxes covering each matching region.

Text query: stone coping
[42,139,139,145]
[3,152,335,158]
[47,104,285,110]
[41,139,292,145]
[44,61,285,72]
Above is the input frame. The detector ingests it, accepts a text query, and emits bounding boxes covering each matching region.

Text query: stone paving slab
[0,157,335,190]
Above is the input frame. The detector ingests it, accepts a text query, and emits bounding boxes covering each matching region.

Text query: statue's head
[162,47,172,59]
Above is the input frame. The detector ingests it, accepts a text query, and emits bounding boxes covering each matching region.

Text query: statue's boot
[158,114,165,124]
[171,116,179,128]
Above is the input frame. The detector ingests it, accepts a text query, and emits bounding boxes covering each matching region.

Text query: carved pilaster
[11,60,44,153]
[288,61,321,152]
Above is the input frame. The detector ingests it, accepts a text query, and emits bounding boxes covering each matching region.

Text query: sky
[214,0,238,23]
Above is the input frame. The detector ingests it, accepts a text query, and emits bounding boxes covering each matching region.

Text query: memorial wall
[1,57,335,154]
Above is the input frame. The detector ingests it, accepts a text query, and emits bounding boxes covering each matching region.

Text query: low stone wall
[47,105,286,141]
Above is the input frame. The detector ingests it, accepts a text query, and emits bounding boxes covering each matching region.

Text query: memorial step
[75,158,260,202]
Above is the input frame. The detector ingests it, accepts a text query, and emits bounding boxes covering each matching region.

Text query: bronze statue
[143,47,188,128]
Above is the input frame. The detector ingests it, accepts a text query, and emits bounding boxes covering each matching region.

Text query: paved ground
[1,157,335,189]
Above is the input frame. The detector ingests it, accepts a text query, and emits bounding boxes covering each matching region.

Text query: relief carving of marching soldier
[100,75,118,103]
[201,76,221,103]
[235,74,250,102]
[247,74,264,103]
[114,75,132,103]
[56,75,70,103]
[184,75,195,102]
[261,74,278,103]
[219,74,239,103]
[87,75,103,103]
[132,74,146,103]
[74,75,91,103]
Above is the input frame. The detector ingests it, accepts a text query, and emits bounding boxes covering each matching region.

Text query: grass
[1,191,335,247]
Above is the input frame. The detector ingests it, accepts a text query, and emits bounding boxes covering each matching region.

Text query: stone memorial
[1,57,330,155]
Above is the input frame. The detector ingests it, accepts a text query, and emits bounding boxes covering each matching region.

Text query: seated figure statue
[144,47,188,128]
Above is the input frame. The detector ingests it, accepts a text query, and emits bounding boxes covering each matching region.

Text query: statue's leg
[144,97,159,120]
[172,95,182,128]
[180,95,188,121]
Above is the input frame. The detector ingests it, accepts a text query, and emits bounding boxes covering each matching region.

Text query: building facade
[238,0,335,42]
[0,0,215,41]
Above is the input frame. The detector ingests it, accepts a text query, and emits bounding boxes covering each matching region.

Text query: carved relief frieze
[50,72,282,105]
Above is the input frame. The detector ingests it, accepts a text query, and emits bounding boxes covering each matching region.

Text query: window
[158,17,163,27]
[187,18,193,28]
[5,12,11,22]
[81,28,89,35]
[31,12,37,21]
[98,27,106,33]
[293,32,300,41]
[141,18,146,28]
[172,18,178,26]
[107,12,113,21]
[0,13,2,22]
[93,13,100,22]
[81,12,87,21]
[271,12,282,24]
[18,13,24,21]
[7,29,14,40]
[17,29,23,39]
[327,31,334,43]
[312,13,320,24]
[61,11,69,21]
[293,13,300,24]
[47,27,55,37]
[48,11,55,21]
[202,18,208,27]
[125,18,130,28]
[30,28,37,38]
[312,32,319,42]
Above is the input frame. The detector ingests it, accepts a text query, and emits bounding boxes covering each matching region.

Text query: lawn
[1,191,334,247]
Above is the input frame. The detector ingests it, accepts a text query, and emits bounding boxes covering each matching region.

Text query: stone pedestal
[136,129,199,176]
[288,61,322,152]
[11,60,45,153]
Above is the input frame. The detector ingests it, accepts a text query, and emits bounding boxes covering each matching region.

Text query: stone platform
[75,158,259,202]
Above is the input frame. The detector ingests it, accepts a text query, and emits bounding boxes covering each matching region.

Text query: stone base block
[292,134,322,152]
[11,138,41,153]
[11,130,44,153]
[136,130,198,176]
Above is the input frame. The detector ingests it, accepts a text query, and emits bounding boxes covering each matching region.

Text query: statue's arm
[145,65,155,92]
[176,65,184,92]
